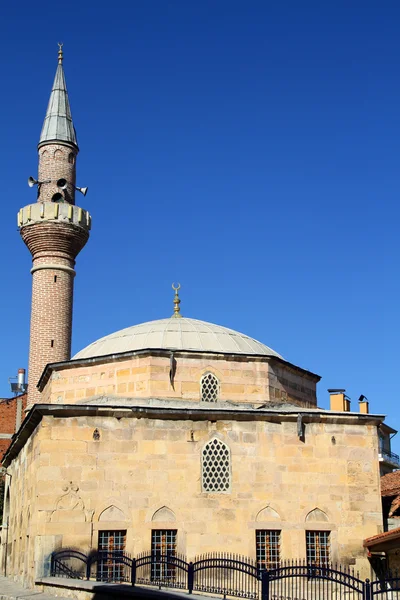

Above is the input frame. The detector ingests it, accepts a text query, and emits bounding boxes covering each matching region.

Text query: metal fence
[135,551,189,589]
[50,550,400,600]
[193,553,260,599]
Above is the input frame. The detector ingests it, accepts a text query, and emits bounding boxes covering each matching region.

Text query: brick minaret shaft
[18,46,91,408]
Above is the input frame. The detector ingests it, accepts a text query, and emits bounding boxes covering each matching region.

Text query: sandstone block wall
[41,353,318,407]
[0,424,40,583]
[1,411,382,585]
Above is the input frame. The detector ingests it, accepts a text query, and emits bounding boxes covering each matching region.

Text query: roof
[73,317,283,360]
[39,56,77,148]
[364,526,400,551]
[381,471,400,497]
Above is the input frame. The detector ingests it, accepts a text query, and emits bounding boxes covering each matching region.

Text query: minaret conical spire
[39,44,78,148]
[19,46,91,408]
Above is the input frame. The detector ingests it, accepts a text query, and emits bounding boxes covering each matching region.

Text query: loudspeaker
[76,186,88,196]
[56,178,68,189]
[28,176,38,187]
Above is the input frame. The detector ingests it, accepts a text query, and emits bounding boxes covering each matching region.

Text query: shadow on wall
[269,362,318,407]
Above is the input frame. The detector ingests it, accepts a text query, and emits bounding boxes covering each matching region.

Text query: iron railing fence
[372,572,400,599]
[267,562,365,600]
[51,549,87,580]
[193,552,260,599]
[92,550,133,583]
[50,550,400,600]
[379,448,400,466]
[135,551,188,589]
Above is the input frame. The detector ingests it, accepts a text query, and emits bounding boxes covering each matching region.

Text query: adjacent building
[364,471,400,573]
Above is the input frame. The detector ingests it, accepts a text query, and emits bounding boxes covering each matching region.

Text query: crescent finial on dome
[172,283,182,318]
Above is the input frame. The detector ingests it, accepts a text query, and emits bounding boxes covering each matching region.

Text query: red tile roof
[364,526,400,548]
[381,470,400,497]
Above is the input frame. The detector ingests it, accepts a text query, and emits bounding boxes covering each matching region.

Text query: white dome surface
[73,317,282,360]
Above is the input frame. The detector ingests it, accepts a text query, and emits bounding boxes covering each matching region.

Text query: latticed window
[256,530,281,571]
[201,373,219,402]
[151,529,177,580]
[97,530,127,582]
[202,438,231,492]
[306,531,330,567]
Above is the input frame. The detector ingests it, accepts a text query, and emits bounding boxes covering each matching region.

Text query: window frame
[305,530,331,568]
[256,529,281,571]
[97,529,127,582]
[201,437,231,493]
[151,529,178,581]
[200,372,220,403]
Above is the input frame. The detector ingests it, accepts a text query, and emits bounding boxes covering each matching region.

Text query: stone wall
[388,548,400,572]
[40,353,318,407]
[1,408,382,585]
[0,424,40,583]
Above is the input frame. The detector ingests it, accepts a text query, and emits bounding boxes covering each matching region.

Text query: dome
[73,317,282,360]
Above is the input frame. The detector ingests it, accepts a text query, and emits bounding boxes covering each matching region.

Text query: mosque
[0,47,394,586]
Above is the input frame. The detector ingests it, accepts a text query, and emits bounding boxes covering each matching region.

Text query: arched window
[68,152,75,164]
[201,372,219,402]
[202,437,231,492]
[305,508,329,523]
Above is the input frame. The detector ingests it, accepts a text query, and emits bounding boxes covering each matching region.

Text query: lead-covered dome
[73,317,282,360]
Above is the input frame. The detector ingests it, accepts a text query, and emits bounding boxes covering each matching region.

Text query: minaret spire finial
[39,43,77,148]
[172,283,182,318]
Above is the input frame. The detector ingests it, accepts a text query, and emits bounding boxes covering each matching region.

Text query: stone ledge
[0,575,70,600]
[38,577,211,600]
[18,203,91,231]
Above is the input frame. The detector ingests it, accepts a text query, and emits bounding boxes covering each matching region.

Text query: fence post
[131,558,136,586]
[50,553,54,576]
[188,562,194,594]
[86,555,91,581]
[364,579,371,600]
[261,570,269,600]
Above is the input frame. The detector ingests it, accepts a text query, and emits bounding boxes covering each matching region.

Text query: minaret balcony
[18,202,91,232]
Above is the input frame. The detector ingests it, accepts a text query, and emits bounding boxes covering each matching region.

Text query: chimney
[15,368,26,432]
[328,389,351,412]
[17,368,26,391]
[358,395,369,414]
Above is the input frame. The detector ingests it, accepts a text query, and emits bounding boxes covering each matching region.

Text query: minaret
[18,46,91,408]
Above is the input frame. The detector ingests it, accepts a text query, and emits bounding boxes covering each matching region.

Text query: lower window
[256,530,281,570]
[306,530,330,568]
[151,529,177,580]
[97,530,127,582]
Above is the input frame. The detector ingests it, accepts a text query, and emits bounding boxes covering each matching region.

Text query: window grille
[256,530,281,570]
[306,531,330,568]
[201,372,219,402]
[151,529,177,580]
[202,438,231,492]
[97,530,127,582]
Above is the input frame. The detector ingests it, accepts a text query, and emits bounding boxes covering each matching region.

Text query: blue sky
[1,1,399,451]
